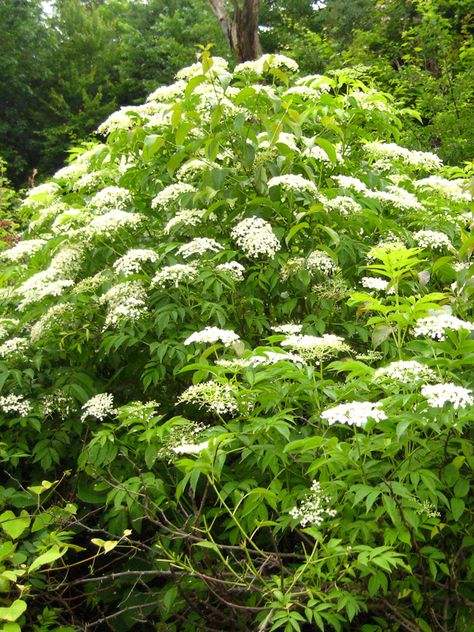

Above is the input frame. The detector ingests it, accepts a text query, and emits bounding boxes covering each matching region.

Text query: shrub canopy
[0,52,473,631]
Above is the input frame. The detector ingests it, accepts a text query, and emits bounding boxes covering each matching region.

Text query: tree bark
[208,0,261,62]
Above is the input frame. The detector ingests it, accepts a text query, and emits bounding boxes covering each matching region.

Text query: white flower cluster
[152,264,198,288]
[335,175,368,192]
[234,53,298,76]
[0,337,29,359]
[321,400,387,428]
[347,90,391,111]
[178,380,239,415]
[176,238,223,259]
[41,389,76,420]
[231,216,281,258]
[113,249,159,276]
[258,132,299,152]
[87,210,143,239]
[366,186,423,211]
[421,383,473,409]
[72,170,109,193]
[215,261,245,281]
[17,272,75,309]
[361,277,391,292]
[0,318,19,340]
[100,281,147,329]
[284,85,322,101]
[366,238,406,260]
[289,480,336,528]
[163,210,206,234]
[172,440,209,455]
[306,250,339,276]
[281,333,350,361]
[176,159,217,181]
[413,311,474,340]
[30,304,73,343]
[147,79,187,103]
[0,394,32,417]
[176,56,230,81]
[246,350,306,367]
[272,324,303,335]
[268,174,318,195]
[364,142,443,170]
[51,208,88,234]
[151,183,197,209]
[413,230,453,251]
[49,245,84,277]
[90,186,132,212]
[415,176,471,203]
[81,393,116,421]
[184,327,240,347]
[373,360,437,384]
[0,239,46,263]
[97,106,145,135]
[325,196,362,216]
[72,271,109,295]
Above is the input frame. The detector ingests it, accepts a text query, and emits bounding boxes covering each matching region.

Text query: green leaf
[451,498,465,522]
[29,545,66,573]
[314,137,338,164]
[0,600,27,622]
[0,511,30,540]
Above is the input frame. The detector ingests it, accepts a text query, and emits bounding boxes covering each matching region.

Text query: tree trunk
[208,0,261,62]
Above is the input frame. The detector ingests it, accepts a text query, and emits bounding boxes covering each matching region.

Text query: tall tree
[208,0,261,61]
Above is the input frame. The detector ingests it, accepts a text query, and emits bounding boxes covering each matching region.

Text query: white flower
[0,318,19,340]
[272,324,303,335]
[151,183,197,209]
[0,337,29,358]
[30,304,73,343]
[321,401,386,428]
[215,261,245,281]
[415,176,471,203]
[176,238,223,259]
[289,480,336,528]
[413,230,453,251]
[421,383,473,409]
[90,186,131,212]
[184,327,240,347]
[81,393,116,421]
[97,106,144,135]
[0,394,31,417]
[72,170,109,192]
[306,250,338,276]
[113,249,159,276]
[365,186,423,211]
[152,264,198,288]
[99,281,147,329]
[17,274,75,309]
[246,350,306,367]
[413,311,474,341]
[234,54,298,76]
[176,56,230,80]
[163,210,206,234]
[172,440,209,455]
[361,277,391,292]
[231,217,281,258]
[373,360,437,384]
[147,80,187,103]
[268,174,318,195]
[281,333,350,361]
[0,239,46,263]
[325,196,362,216]
[363,142,442,170]
[176,159,218,181]
[87,210,143,238]
[334,175,369,193]
[178,381,239,415]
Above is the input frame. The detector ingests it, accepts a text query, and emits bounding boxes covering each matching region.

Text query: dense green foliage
[0,52,472,630]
